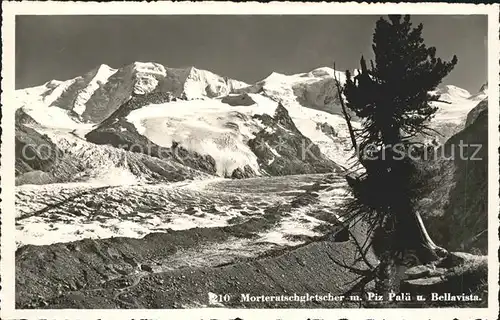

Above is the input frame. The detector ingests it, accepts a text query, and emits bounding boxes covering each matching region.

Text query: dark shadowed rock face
[86,92,217,175]
[478,83,488,93]
[316,121,338,137]
[221,93,256,106]
[421,98,488,254]
[248,103,343,176]
[15,123,63,180]
[15,109,66,184]
[15,128,211,186]
[230,165,257,179]
[15,108,39,126]
[465,98,487,127]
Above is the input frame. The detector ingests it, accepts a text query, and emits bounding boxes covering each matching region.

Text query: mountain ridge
[17,62,484,128]
[15,62,487,182]
[15,62,250,125]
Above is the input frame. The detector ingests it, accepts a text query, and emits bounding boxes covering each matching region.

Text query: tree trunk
[395,209,447,264]
[375,249,396,298]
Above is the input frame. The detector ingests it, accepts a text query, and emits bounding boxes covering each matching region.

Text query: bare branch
[333,62,359,154]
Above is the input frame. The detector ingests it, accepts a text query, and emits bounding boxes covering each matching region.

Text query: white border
[1,2,499,319]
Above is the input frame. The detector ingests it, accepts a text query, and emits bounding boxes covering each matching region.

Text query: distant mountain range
[15,61,487,185]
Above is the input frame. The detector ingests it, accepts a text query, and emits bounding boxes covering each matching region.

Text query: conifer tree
[339,15,458,292]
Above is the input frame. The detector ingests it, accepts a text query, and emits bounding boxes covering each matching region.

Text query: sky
[16,15,487,92]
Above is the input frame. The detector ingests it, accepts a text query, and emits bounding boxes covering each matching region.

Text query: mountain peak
[44,79,63,88]
[94,63,115,72]
[434,85,471,100]
[129,61,167,77]
[306,66,337,77]
[479,82,488,93]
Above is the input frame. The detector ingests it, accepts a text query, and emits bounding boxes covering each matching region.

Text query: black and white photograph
[1,2,498,318]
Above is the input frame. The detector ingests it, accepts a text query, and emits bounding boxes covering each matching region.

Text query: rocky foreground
[16,173,360,308]
[16,227,486,309]
[402,252,487,307]
[16,172,487,309]
[17,227,373,308]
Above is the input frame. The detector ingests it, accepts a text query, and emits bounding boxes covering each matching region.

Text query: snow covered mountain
[15,62,249,126]
[426,84,488,142]
[85,92,343,178]
[15,62,486,184]
[235,67,347,115]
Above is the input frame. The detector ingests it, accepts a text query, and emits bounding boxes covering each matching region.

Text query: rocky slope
[16,173,366,308]
[249,103,343,175]
[15,122,212,186]
[17,229,374,309]
[15,109,64,183]
[420,98,488,254]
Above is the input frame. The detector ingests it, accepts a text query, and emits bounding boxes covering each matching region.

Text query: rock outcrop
[400,252,487,306]
[230,165,257,179]
[316,121,338,137]
[248,103,343,176]
[221,93,256,106]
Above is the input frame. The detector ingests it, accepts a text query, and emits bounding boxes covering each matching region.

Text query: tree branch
[333,62,358,154]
